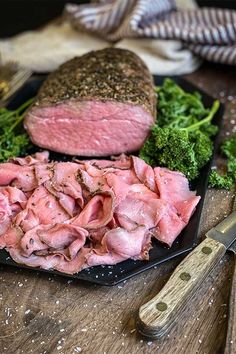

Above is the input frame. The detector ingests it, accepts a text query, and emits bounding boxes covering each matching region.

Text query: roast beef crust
[34,48,156,117]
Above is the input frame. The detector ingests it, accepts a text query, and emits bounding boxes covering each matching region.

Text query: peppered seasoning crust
[34,48,156,117]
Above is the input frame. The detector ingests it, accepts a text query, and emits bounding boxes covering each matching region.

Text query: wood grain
[224,254,236,354]
[138,238,226,339]
[0,62,235,354]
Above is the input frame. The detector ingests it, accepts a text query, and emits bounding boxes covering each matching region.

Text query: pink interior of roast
[25,100,154,156]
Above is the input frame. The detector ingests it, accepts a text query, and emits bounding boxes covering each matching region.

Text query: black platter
[0,76,224,285]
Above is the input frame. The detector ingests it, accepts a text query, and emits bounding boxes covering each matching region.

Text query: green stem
[2,98,34,133]
[8,114,24,132]
[183,100,220,132]
[16,97,34,114]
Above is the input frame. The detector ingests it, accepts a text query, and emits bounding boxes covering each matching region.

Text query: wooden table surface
[0,63,236,354]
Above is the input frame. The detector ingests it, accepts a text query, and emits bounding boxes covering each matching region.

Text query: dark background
[0,0,236,38]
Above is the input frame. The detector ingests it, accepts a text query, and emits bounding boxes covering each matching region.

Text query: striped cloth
[66,0,236,65]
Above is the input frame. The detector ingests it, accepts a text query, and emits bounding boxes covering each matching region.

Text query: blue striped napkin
[66,0,236,65]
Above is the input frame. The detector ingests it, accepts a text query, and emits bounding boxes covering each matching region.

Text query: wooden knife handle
[224,257,236,354]
[137,238,226,339]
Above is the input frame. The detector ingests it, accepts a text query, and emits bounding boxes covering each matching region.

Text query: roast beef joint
[24,48,156,156]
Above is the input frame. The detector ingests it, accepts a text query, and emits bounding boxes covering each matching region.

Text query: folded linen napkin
[0,0,201,75]
[1,0,235,75]
[66,0,236,65]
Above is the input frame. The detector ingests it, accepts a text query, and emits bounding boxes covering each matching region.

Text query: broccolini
[140,79,219,180]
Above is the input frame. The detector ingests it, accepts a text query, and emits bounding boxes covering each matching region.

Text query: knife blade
[137,209,236,339]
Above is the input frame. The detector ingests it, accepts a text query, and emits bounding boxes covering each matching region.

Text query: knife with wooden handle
[224,241,236,354]
[224,196,236,354]
[137,210,236,339]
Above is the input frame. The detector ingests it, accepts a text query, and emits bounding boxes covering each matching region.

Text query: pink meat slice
[8,244,90,274]
[51,162,83,203]
[2,226,23,248]
[38,224,88,259]
[89,155,132,170]
[154,167,201,223]
[115,197,166,230]
[44,183,79,217]
[153,205,187,246]
[8,247,60,270]
[87,226,151,266]
[52,247,90,274]
[77,169,108,195]
[132,156,157,193]
[1,186,27,208]
[105,172,132,206]
[76,154,132,171]
[20,223,88,260]
[20,225,49,257]
[0,193,12,224]
[73,192,114,229]
[15,186,69,232]
[0,192,13,247]
[0,163,37,191]
[35,163,54,185]
[9,151,49,166]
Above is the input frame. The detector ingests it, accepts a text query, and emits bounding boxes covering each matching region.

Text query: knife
[224,196,236,354]
[137,210,236,339]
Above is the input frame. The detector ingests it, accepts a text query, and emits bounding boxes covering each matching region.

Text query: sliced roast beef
[24,48,156,156]
[86,226,151,267]
[0,152,200,274]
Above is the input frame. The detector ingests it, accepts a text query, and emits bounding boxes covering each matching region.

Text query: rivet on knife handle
[137,238,226,339]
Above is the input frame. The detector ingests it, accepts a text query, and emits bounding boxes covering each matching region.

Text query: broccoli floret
[209,133,236,189]
[190,131,213,169]
[140,97,219,181]
[221,134,236,159]
[140,127,199,179]
[140,127,214,180]
[209,170,234,190]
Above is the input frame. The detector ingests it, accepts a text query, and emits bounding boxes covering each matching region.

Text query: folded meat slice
[115,197,166,230]
[51,247,90,274]
[8,243,90,274]
[77,169,108,195]
[132,156,157,193]
[105,172,132,206]
[1,226,23,248]
[8,246,68,271]
[0,193,12,247]
[88,155,132,170]
[20,225,49,257]
[50,162,83,203]
[0,163,37,191]
[153,205,187,246]
[0,193,12,223]
[87,226,151,266]
[15,186,69,232]
[37,224,88,260]
[35,163,54,185]
[9,151,49,166]
[44,184,79,217]
[1,186,27,208]
[20,224,88,260]
[73,192,114,229]
[154,167,201,222]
